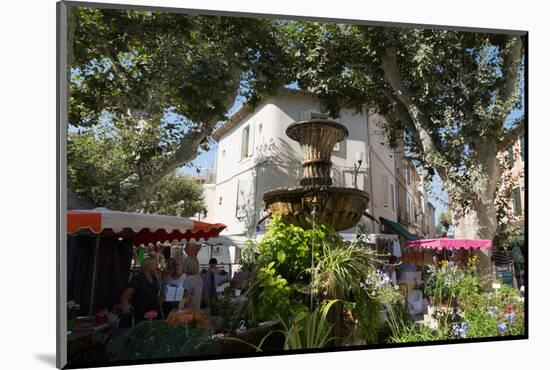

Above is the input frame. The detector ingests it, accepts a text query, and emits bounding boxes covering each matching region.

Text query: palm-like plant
[275,300,337,349]
[311,240,377,300]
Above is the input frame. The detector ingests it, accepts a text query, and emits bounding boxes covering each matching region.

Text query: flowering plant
[144,310,158,320]
[424,260,464,306]
[165,308,210,329]
[460,285,524,338]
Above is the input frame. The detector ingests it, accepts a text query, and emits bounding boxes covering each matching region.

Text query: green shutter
[520,135,525,162]
[508,147,515,168]
[513,188,522,216]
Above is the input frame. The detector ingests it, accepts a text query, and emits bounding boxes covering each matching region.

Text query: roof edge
[211,88,314,142]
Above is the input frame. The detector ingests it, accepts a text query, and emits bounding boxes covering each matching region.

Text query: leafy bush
[253,262,303,322]
[388,323,446,343]
[424,260,464,305]
[257,213,337,285]
[275,300,337,349]
[106,320,219,361]
[353,294,381,344]
[460,285,524,338]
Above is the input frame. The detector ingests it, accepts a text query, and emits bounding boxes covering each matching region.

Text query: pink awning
[405,238,492,250]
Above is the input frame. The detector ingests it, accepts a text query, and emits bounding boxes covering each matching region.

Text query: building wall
[207,91,427,236]
[499,135,525,226]
[365,112,398,233]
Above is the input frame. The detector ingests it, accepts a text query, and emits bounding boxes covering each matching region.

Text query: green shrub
[461,285,524,338]
[105,320,219,361]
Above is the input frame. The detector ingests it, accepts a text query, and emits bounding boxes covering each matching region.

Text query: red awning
[405,238,492,250]
[67,208,226,245]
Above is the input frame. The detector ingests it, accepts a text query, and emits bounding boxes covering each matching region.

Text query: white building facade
[205,89,433,237]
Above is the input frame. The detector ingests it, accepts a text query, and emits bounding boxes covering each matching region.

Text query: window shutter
[241,126,250,159]
[513,188,522,216]
[382,175,389,206]
[390,184,395,212]
[520,135,525,162]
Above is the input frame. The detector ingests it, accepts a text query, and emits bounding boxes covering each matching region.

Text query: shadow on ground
[34,353,56,367]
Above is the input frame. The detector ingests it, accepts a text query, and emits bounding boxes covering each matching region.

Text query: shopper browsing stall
[179,254,203,310]
[120,257,161,323]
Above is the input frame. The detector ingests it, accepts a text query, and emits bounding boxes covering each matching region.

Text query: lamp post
[353,151,364,188]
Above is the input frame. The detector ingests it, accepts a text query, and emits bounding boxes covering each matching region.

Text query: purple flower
[504,313,516,324]
[498,322,507,335]
[453,322,469,338]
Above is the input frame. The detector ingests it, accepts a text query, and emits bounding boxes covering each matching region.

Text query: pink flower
[144,310,158,320]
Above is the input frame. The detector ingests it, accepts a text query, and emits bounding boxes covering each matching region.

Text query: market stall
[402,238,493,317]
[67,208,226,315]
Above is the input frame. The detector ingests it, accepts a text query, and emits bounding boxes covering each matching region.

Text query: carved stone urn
[262,119,370,231]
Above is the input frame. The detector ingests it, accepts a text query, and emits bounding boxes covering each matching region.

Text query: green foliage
[424,260,464,305]
[353,294,381,344]
[460,285,524,338]
[253,262,299,322]
[286,22,524,236]
[68,124,205,214]
[144,173,206,216]
[105,320,219,361]
[69,8,293,205]
[493,225,525,252]
[257,213,337,285]
[275,300,337,349]
[438,210,452,229]
[312,239,375,300]
[457,257,484,302]
[388,323,446,343]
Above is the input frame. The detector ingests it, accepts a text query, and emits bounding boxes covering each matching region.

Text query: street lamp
[353,151,364,188]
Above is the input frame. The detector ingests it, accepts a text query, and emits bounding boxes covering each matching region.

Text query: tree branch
[126,66,244,209]
[378,30,438,156]
[381,89,422,145]
[493,35,523,121]
[498,118,525,150]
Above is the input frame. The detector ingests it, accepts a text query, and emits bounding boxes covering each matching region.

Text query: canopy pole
[89,235,101,316]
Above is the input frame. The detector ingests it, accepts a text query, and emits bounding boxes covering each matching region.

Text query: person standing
[179,255,203,310]
[120,257,161,324]
[162,258,187,315]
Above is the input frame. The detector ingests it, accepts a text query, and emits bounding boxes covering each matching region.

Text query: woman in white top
[162,258,186,316]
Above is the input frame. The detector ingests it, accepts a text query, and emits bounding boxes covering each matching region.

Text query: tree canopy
[68,8,525,239]
[68,7,292,207]
[285,23,524,238]
[68,122,205,216]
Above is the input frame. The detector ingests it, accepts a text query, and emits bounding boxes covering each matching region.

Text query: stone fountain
[262,119,370,231]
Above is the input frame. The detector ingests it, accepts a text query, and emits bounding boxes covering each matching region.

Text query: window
[218,197,223,205]
[520,135,525,162]
[382,175,389,206]
[235,179,246,219]
[396,186,400,211]
[405,166,410,185]
[512,187,522,216]
[508,147,514,168]
[222,149,226,158]
[241,126,250,160]
[258,123,263,135]
[390,183,395,212]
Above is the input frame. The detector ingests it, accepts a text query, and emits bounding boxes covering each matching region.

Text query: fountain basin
[263,186,370,231]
